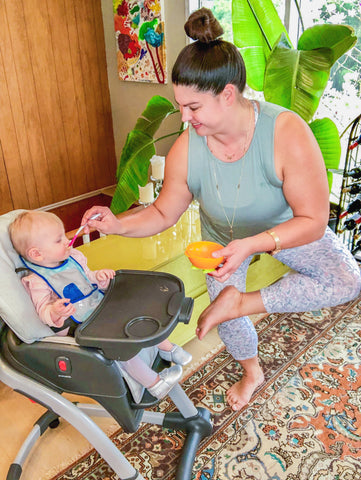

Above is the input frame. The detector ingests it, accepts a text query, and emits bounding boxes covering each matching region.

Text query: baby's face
[36,221,71,267]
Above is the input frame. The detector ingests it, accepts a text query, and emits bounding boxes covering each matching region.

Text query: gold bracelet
[266,230,281,256]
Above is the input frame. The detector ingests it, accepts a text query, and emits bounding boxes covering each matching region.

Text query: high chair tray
[75,270,193,360]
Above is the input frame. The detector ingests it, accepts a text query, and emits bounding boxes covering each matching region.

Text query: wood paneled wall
[0,0,116,214]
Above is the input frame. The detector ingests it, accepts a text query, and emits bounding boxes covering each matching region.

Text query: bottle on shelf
[339,195,361,219]
[351,239,361,255]
[349,134,361,151]
[344,167,361,179]
[342,183,361,195]
[338,213,361,233]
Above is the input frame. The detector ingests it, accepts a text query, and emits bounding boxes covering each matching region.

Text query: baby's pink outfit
[21,249,110,335]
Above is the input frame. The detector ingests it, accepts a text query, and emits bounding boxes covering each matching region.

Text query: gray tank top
[187,101,293,246]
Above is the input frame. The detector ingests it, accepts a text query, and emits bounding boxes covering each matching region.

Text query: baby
[9,210,192,400]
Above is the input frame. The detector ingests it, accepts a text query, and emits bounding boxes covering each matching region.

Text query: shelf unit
[335,114,361,259]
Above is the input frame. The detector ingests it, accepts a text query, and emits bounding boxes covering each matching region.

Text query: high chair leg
[7,411,59,480]
[0,357,145,480]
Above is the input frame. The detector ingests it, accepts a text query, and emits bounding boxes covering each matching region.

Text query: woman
[82,8,361,411]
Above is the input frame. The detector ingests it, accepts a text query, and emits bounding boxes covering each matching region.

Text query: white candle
[150,155,165,180]
[138,182,154,204]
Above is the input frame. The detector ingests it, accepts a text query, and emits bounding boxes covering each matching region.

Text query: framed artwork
[113,0,167,84]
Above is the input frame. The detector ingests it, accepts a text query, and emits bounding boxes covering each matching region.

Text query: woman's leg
[199,228,361,332]
[203,255,265,411]
[198,229,361,410]
[261,227,361,313]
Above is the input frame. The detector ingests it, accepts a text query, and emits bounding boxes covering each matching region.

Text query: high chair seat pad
[0,210,54,343]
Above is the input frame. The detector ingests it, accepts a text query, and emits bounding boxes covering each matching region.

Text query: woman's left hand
[209,239,252,282]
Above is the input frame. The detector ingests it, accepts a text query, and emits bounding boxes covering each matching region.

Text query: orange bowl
[185,241,224,270]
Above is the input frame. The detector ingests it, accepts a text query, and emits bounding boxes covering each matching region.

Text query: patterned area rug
[52,295,361,480]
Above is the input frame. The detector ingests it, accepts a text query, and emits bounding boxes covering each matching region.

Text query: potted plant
[232,0,357,189]
[111,96,181,214]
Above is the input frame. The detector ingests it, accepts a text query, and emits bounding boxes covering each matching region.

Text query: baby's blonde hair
[9,210,64,259]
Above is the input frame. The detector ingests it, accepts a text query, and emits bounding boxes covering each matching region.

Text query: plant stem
[126,129,185,163]
[292,0,304,33]
[153,129,185,144]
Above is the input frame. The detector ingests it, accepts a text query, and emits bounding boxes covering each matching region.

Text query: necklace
[225,152,236,161]
[210,101,254,241]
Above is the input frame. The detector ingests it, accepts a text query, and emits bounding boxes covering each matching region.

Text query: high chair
[0,210,213,480]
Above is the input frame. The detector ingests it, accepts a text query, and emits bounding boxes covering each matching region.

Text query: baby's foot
[147,365,183,399]
[159,344,192,365]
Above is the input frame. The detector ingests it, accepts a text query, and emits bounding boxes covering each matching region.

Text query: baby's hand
[51,298,76,326]
[96,269,115,283]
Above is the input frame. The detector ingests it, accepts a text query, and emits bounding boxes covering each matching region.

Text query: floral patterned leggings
[206,227,361,360]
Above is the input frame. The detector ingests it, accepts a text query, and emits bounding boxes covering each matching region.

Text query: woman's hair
[9,210,63,258]
[172,7,246,95]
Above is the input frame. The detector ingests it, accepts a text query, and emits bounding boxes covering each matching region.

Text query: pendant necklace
[210,101,254,242]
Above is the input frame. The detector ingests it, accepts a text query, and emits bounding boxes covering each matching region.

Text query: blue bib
[20,256,104,323]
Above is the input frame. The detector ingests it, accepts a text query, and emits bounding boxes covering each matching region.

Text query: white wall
[101,0,187,162]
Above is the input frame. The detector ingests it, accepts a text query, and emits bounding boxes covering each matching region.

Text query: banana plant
[232,0,357,188]
[111,95,181,214]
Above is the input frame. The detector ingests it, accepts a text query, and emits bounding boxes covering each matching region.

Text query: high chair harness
[20,255,104,324]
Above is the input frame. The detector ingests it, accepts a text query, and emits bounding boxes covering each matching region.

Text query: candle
[150,155,165,180]
[138,182,154,204]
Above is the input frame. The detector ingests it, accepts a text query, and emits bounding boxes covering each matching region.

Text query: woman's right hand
[81,206,120,235]
[209,238,253,282]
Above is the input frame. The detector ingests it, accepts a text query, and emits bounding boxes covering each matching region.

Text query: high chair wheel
[49,418,60,429]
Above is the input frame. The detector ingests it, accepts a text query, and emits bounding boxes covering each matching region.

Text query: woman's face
[173,84,224,136]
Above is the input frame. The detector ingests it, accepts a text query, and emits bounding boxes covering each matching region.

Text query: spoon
[68,213,101,247]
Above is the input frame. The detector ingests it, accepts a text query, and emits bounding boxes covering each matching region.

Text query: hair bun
[184,7,224,44]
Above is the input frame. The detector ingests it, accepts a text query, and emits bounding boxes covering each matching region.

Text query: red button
[58,360,67,372]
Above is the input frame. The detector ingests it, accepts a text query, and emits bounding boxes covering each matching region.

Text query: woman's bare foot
[226,371,264,411]
[196,287,266,341]
[226,356,264,411]
[196,286,243,340]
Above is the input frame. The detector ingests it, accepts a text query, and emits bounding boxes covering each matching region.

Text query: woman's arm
[212,111,330,280]
[83,130,193,237]
[252,110,330,249]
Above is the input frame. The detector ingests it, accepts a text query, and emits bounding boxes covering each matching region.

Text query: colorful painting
[113,0,167,84]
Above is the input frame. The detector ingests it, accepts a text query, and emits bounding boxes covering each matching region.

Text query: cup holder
[124,316,161,338]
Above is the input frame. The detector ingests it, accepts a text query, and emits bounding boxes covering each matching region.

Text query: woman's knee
[342,265,361,301]
[328,263,361,305]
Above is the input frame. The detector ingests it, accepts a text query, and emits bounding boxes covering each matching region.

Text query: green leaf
[133,95,177,138]
[264,34,334,122]
[298,24,357,64]
[309,118,341,191]
[116,95,177,180]
[111,95,179,214]
[232,0,290,91]
[111,130,156,213]
[231,0,356,192]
